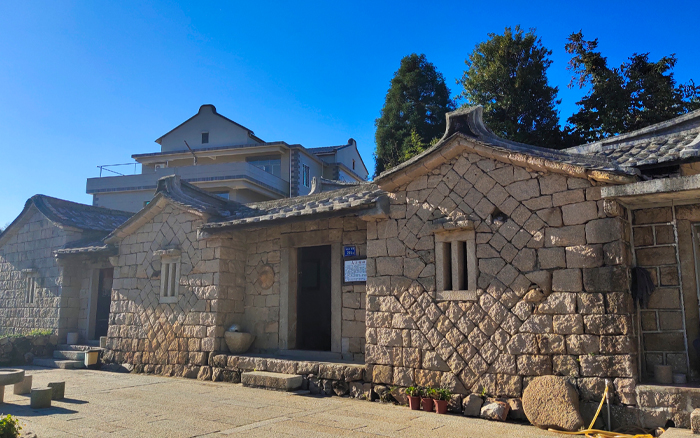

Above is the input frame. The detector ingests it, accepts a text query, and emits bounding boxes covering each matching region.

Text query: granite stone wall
[0,209,83,337]
[231,216,367,360]
[366,151,637,404]
[632,206,689,379]
[105,204,231,366]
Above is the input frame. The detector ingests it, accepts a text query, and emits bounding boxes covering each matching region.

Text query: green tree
[458,26,564,148]
[374,54,454,176]
[566,31,700,143]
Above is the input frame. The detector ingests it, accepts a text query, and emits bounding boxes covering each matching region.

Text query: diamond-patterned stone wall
[105,204,228,367]
[366,151,637,403]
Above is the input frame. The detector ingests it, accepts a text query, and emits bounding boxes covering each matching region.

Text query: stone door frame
[86,263,114,341]
[279,230,342,354]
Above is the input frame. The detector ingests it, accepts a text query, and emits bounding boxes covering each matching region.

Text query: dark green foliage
[374,54,454,177]
[0,414,21,438]
[566,31,700,143]
[458,26,564,148]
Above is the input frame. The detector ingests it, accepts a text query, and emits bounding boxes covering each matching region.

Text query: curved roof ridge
[566,108,700,154]
[375,106,636,189]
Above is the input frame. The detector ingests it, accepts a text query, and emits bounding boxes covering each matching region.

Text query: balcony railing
[87,161,289,197]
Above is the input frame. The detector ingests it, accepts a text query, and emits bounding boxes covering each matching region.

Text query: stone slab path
[0,367,563,438]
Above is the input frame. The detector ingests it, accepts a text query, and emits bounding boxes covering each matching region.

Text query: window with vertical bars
[160,257,180,303]
[435,229,477,293]
[26,277,36,304]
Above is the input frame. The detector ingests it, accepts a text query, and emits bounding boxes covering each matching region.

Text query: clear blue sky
[1,0,699,226]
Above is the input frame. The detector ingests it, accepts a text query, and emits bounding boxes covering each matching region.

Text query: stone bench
[13,375,32,395]
[30,387,52,409]
[0,369,25,404]
[48,381,65,400]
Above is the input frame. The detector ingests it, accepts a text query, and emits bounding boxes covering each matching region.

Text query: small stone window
[201,132,209,144]
[302,164,310,187]
[160,256,181,303]
[26,277,36,304]
[435,229,477,301]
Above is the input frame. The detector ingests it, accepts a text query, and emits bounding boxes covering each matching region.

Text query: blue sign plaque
[344,246,356,257]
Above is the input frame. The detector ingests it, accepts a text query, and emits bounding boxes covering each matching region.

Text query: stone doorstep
[32,358,85,369]
[54,350,86,361]
[241,371,303,391]
[219,353,366,380]
[636,384,700,410]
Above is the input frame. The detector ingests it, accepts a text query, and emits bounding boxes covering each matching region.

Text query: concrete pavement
[0,366,564,438]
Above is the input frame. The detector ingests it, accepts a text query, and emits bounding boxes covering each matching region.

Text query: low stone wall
[0,333,58,365]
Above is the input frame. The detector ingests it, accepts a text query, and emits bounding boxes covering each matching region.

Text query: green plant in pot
[405,386,422,410]
[421,387,436,412]
[433,388,452,414]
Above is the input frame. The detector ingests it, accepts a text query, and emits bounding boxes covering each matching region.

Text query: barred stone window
[26,277,36,304]
[160,256,181,303]
[435,229,477,301]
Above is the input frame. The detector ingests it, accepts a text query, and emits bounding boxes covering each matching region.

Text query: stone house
[4,105,700,427]
[0,195,131,340]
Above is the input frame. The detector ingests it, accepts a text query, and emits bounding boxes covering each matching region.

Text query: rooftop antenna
[184,140,198,165]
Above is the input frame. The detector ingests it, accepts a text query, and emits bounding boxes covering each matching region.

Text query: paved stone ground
[0,366,563,438]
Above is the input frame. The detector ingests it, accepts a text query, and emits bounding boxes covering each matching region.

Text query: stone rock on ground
[463,394,483,417]
[481,400,509,421]
[691,408,700,434]
[507,398,528,421]
[522,375,584,431]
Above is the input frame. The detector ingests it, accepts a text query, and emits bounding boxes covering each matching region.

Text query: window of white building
[247,155,282,177]
[302,164,310,187]
[201,132,209,144]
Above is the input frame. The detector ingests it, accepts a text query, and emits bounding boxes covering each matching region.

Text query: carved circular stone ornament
[258,264,275,290]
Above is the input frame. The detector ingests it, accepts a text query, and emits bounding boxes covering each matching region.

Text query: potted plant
[405,386,421,410]
[434,388,452,414]
[421,387,436,412]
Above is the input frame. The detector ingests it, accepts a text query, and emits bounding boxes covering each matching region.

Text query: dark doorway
[94,268,113,339]
[296,245,332,351]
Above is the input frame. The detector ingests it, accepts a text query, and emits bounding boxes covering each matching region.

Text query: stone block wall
[366,151,637,403]
[105,204,229,366]
[0,209,82,337]
[230,216,367,359]
[0,333,58,366]
[632,206,688,378]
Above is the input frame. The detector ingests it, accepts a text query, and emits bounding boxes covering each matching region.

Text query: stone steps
[33,357,85,369]
[54,350,86,361]
[56,343,98,351]
[241,371,303,391]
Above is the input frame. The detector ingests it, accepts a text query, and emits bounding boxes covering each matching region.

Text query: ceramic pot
[434,399,448,414]
[421,397,434,412]
[408,395,420,410]
[224,331,255,354]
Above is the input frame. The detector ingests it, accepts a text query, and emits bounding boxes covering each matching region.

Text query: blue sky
[1,0,699,226]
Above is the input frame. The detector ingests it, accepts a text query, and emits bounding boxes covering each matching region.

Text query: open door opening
[94,268,113,339]
[296,245,332,351]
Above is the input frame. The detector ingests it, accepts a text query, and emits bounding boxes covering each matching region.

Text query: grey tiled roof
[54,237,115,256]
[154,175,244,219]
[376,106,638,184]
[201,182,385,230]
[565,112,700,168]
[307,144,350,155]
[30,195,133,232]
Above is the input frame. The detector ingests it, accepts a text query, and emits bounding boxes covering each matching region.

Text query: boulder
[480,400,509,421]
[463,394,483,417]
[522,375,584,431]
